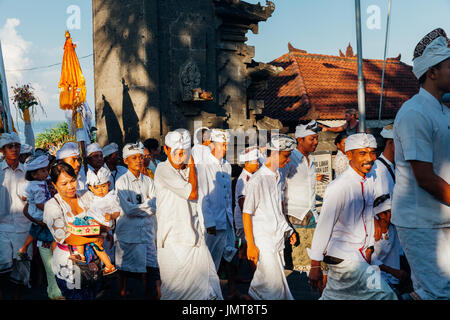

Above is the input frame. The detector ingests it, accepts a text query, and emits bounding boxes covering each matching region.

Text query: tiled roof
[254,44,420,122]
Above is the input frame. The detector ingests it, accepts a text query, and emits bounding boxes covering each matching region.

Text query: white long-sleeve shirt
[195,152,233,231]
[333,150,349,178]
[115,170,156,244]
[0,161,29,233]
[154,160,202,248]
[307,166,376,263]
[281,149,317,221]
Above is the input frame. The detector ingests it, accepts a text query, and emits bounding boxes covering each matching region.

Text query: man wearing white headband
[114,142,159,299]
[369,125,409,294]
[56,142,87,191]
[194,128,240,297]
[102,142,127,190]
[282,121,329,269]
[392,28,450,300]
[85,142,104,173]
[308,133,397,300]
[153,130,222,300]
[242,134,297,300]
[0,132,31,297]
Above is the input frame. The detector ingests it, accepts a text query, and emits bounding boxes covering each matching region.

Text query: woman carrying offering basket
[43,162,104,299]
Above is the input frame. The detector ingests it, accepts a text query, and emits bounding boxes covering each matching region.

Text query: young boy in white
[242,134,298,300]
[18,155,53,259]
[234,146,261,249]
[154,129,223,300]
[114,142,159,298]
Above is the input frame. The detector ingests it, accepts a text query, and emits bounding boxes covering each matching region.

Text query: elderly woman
[43,162,103,300]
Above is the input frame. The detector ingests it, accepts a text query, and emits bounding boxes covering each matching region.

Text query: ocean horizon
[16,120,66,144]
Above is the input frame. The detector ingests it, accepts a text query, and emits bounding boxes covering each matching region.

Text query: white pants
[321,259,397,300]
[158,242,223,300]
[396,226,450,300]
[205,222,237,271]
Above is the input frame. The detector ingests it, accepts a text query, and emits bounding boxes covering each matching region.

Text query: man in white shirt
[195,128,238,297]
[308,133,397,300]
[282,121,328,270]
[191,126,212,166]
[56,142,87,191]
[102,142,128,190]
[85,142,104,173]
[154,130,223,300]
[243,134,298,300]
[0,132,30,298]
[392,28,450,300]
[114,142,159,299]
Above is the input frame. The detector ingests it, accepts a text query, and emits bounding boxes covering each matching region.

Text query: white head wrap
[295,120,321,138]
[102,143,119,158]
[25,155,49,172]
[86,143,103,157]
[122,142,145,160]
[267,134,297,151]
[380,125,394,139]
[0,132,20,148]
[165,129,191,152]
[86,167,111,186]
[56,142,80,160]
[345,133,377,152]
[20,144,34,155]
[413,36,450,79]
[238,146,261,163]
[210,129,231,143]
[193,127,210,145]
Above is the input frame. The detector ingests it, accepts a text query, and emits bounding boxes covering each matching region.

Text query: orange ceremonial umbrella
[58,30,86,111]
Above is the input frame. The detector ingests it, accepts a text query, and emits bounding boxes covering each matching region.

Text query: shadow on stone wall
[121,78,140,144]
[101,94,123,147]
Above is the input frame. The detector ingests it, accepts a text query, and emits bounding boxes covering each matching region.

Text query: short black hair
[25,169,39,182]
[50,161,77,184]
[334,132,348,146]
[143,138,159,152]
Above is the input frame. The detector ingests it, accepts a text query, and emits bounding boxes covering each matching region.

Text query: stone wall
[93,0,274,149]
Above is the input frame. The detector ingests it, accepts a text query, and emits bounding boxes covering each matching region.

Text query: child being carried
[69,167,121,276]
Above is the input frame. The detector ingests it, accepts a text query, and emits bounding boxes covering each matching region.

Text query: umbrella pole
[355,0,366,133]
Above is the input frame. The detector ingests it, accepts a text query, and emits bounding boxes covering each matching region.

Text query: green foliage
[35,122,71,155]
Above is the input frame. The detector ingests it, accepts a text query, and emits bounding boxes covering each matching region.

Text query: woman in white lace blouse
[43,162,103,300]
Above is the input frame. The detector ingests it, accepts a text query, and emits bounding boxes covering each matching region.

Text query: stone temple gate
[93,0,276,148]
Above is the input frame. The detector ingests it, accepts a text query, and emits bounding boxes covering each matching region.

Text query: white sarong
[321,259,397,300]
[248,246,293,300]
[158,242,223,300]
[396,226,450,300]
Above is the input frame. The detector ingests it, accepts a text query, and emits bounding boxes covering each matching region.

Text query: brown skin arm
[238,197,245,213]
[409,160,450,205]
[36,203,45,211]
[379,264,409,282]
[187,155,198,201]
[243,213,259,267]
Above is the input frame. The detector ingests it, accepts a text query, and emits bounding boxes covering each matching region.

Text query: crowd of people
[0,28,448,301]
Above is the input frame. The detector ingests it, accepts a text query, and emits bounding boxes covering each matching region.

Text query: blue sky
[1,0,449,127]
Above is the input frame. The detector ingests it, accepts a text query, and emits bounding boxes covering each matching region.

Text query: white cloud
[0,18,32,87]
